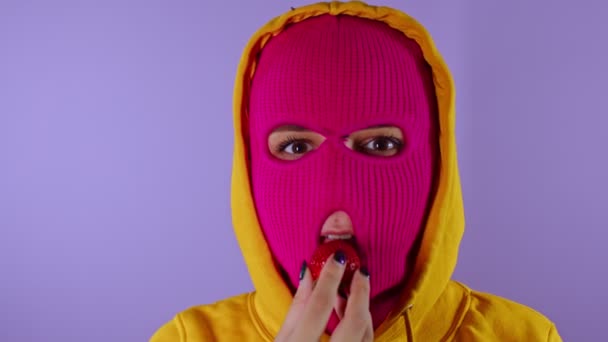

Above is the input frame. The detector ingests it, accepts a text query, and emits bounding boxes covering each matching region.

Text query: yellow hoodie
[151,2,562,341]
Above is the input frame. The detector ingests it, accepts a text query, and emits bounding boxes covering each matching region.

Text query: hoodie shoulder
[453,282,562,341]
[150,293,262,342]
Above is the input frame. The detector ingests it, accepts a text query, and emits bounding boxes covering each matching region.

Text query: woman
[151,2,561,341]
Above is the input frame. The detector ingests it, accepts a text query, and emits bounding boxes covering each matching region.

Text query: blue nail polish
[334,250,346,264]
[299,261,307,281]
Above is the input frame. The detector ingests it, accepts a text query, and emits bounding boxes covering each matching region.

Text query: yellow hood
[230,0,464,338]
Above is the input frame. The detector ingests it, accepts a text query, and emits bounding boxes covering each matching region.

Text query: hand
[274,253,373,342]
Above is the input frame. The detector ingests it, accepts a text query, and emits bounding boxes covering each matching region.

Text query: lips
[318,233,361,256]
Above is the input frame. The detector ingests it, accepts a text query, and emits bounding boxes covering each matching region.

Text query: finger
[362,324,374,342]
[330,268,372,341]
[275,261,313,341]
[292,252,347,339]
[334,294,347,320]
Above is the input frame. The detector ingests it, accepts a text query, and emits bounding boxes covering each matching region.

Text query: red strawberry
[308,239,361,295]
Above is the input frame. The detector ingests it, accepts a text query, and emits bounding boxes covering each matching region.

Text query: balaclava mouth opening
[247,13,439,330]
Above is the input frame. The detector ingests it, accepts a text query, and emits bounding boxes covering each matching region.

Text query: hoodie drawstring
[404,304,414,342]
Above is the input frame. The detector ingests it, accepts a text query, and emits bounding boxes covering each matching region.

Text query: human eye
[278,137,313,155]
[268,127,325,161]
[355,135,404,157]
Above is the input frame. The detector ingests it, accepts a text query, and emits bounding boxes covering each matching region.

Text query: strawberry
[308,239,361,295]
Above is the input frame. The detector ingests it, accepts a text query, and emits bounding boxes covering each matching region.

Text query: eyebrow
[272,125,311,132]
[367,124,393,129]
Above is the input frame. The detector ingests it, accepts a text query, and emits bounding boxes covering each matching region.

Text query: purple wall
[455,2,607,341]
[0,1,604,341]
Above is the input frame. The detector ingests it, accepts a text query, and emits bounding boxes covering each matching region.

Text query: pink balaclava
[248,14,439,328]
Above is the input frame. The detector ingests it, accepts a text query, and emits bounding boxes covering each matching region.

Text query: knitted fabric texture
[248,14,439,328]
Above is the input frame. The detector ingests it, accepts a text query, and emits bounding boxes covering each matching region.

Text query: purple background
[1,1,605,341]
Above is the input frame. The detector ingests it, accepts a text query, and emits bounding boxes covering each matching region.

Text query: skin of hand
[274,253,373,342]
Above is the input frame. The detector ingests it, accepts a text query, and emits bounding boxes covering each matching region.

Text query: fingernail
[360,267,369,278]
[299,261,307,281]
[334,250,346,265]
